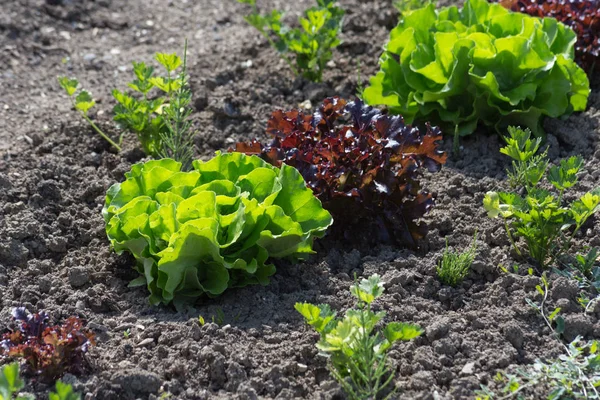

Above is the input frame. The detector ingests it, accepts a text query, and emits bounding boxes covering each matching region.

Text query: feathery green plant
[437,232,478,287]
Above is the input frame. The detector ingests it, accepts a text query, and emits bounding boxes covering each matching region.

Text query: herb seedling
[296,274,423,399]
[437,232,478,287]
[484,126,600,267]
[238,0,344,82]
[477,275,600,399]
[58,77,122,151]
[0,308,95,382]
[0,362,81,400]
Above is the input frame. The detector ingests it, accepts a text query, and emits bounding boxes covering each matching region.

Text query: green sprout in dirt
[113,44,196,165]
[58,77,122,151]
[477,275,600,400]
[437,232,478,287]
[295,274,423,399]
[0,362,80,400]
[238,0,344,82]
[554,247,600,310]
[483,126,600,268]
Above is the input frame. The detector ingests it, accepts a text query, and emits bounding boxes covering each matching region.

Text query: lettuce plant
[483,127,600,267]
[103,152,333,307]
[0,308,95,382]
[296,274,423,399]
[364,0,590,138]
[238,0,344,82]
[496,0,600,73]
[235,97,446,246]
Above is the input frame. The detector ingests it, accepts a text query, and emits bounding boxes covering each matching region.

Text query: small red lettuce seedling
[0,308,95,382]
[235,97,447,246]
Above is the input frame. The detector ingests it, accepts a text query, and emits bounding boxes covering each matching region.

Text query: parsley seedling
[58,77,122,151]
[484,126,600,267]
[238,0,344,82]
[296,274,422,399]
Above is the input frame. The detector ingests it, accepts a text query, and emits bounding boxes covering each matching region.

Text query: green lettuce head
[363,0,590,136]
[102,152,333,306]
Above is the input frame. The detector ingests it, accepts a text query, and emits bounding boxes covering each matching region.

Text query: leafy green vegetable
[364,0,590,137]
[483,127,600,267]
[103,152,333,307]
[238,0,344,82]
[296,274,423,399]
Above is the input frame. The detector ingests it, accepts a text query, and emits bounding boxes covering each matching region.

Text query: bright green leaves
[49,381,81,400]
[350,274,384,304]
[483,126,600,267]
[74,91,95,115]
[155,52,182,73]
[103,153,332,306]
[57,76,122,151]
[0,363,26,400]
[58,77,78,96]
[0,363,79,400]
[548,156,583,191]
[296,274,422,399]
[238,0,344,82]
[364,0,590,137]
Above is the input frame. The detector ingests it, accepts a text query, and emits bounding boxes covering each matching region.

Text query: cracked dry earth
[1,0,600,399]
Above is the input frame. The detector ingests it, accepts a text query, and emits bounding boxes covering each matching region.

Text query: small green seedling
[484,126,600,267]
[123,328,131,339]
[296,274,423,399]
[437,232,478,287]
[238,0,344,82]
[0,362,80,400]
[58,77,122,151]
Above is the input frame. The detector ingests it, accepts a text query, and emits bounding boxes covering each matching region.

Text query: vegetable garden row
[1,0,599,399]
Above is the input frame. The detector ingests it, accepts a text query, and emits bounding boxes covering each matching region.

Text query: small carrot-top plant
[484,126,600,267]
[437,232,478,287]
[238,0,344,82]
[296,274,423,400]
[0,362,80,400]
[0,308,95,382]
[235,97,447,246]
[59,44,196,166]
[103,152,332,307]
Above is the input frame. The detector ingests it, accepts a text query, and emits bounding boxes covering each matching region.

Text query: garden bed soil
[1,0,600,399]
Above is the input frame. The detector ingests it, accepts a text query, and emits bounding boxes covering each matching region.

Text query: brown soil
[1,0,599,399]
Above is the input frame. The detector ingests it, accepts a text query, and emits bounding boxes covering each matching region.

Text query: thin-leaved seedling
[296,274,423,399]
[58,77,122,151]
[437,232,478,287]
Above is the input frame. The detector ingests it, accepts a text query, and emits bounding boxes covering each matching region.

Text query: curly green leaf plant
[103,152,333,307]
[364,0,590,138]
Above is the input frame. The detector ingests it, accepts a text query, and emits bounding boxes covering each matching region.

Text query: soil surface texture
[1,0,599,399]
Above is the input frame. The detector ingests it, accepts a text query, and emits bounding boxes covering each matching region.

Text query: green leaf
[75,90,96,114]
[383,322,423,343]
[155,52,182,73]
[350,274,384,304]
[49,381,81,400]
[548,307,561,322]
[58,76,79,96]
[0,362,25,400]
